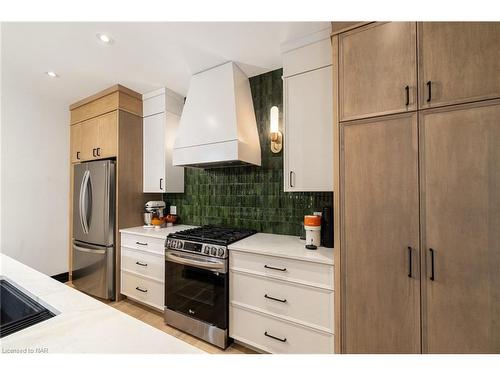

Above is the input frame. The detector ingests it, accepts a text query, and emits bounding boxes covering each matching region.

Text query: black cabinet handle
[426,81,432,102]
[160,178,163,190]
[96,147,101,157]
[429,248,435,281]
[135,286,148,293]
[405,85,410,106]
[264,264,287,272]
[92,148,96,157]
[136,241,148,246]
[76,151,81,160]
[289,171,294,187]
[135,261,148,267]
[264,331,287,343]
[264,294,287,303]
[407,246,412,278]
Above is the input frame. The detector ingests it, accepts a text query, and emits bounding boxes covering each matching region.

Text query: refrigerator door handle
[79,170,90,234]
[73,243,106,255]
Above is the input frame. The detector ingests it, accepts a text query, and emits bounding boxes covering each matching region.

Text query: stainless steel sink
[0,279,56,337]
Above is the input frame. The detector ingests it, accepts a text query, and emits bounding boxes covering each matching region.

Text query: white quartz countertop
[0,254,203,354]
[228,233,334,265]
[119,224,197,239]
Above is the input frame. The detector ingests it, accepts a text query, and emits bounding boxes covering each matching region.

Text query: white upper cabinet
[282,35,334,192]
[143,88,185,193]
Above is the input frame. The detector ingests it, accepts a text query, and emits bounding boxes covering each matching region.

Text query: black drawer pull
[264,265,287,272]
[265,294,287,303]
[264,331,287,343]
[92,148,96,157]
[96,147,101,157]
[405,85,410,106]
[427,81,432,102]
[76,151,81,160]
[135,261,148,267]
[429,248,435,281]
[407,246,412,278]
[136,241,148,246]
[135,286,148,293]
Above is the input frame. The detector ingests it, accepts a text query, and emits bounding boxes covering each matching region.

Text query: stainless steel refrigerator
[72,160,115,300]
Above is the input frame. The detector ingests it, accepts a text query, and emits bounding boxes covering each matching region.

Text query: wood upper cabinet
[70,111,118,162]
[339,22,417,121]
[419,22,500,109]
[420,100,500,353]
[96,111,118,158]
[340,112,420,353]
[80,117,99,161]
[70,123,82,163]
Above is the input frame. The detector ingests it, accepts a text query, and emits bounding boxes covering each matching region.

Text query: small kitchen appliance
[143,201,166,227]
[164,225,256,349]
[304,215,322,250]
[321,206,334,248]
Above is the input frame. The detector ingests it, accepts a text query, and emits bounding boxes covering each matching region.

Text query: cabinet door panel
[80,118,99,161]
[97,111,118,158]
[340,22,417,121]
[70,123,82,163]
[284,66,333,192]
[419,22,500,109]
[421,101,500,353]
[341,113,420,353]
[143,113,166,193]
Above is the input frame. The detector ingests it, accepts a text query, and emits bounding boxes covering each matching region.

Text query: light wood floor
[107,298,257,354]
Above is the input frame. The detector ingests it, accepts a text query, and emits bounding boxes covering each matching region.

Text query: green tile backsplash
[164,68,333,236]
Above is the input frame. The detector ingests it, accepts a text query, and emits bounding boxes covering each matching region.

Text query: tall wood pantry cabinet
[69,85,150,300]
[332,21,500,353]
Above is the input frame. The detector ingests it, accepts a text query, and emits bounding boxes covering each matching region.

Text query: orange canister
[304,215,321,250]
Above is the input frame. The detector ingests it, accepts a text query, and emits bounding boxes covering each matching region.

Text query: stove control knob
[210,247,217,256]
[177,241,183,249]
[217,248,225,257]
[203,246,210,255]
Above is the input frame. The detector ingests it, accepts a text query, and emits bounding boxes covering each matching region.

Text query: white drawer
[121,233,165,254]
[121,247,164,282]
[230,305,334,354]
[230,271,333,332]
[230,250,334,290]
[121,271,164,310]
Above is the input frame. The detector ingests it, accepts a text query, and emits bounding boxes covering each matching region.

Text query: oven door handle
[166,252,226,271]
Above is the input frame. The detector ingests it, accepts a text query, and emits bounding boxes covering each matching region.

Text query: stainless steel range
[164,226,256,349]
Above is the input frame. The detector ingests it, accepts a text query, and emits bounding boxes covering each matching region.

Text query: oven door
[165,250,228,330]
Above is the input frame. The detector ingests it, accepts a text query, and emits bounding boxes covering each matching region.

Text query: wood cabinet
[340,113,420,353]
[70,123,82,163]
[332,22,500,354]
[70,111,117,162]
[418,22,500,109]
[283,39,333,192]
[69,85,147,301]
[142,88,184,193]
[339,22,417,121]
[420,100,500,353]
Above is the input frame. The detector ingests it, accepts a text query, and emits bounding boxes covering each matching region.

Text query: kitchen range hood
[173,62,261,168]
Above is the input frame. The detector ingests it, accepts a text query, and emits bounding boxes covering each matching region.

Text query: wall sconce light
[270,106,282,153]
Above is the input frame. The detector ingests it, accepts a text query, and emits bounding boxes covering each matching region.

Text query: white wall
[1,51,69,276]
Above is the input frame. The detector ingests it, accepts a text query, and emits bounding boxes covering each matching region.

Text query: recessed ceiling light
[96,33,113,44]
[46,71,58,78]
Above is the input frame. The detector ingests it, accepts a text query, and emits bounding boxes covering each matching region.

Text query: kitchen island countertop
[0,254,203,354]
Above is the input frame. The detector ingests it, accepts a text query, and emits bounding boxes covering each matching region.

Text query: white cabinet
[283,39,334,192]
[229,249,334,354]
[143,88,185,193]
[120,232,165,311]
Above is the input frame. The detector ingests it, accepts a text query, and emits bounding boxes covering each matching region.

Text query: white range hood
[173,62,261,168]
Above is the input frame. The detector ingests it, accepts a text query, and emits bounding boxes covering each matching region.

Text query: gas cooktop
[168,225,257,246]
[166,225,257,259]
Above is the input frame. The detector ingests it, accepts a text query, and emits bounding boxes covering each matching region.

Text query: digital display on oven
[183,241,202,252]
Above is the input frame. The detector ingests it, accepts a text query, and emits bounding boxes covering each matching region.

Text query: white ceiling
[1,22,330,104]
